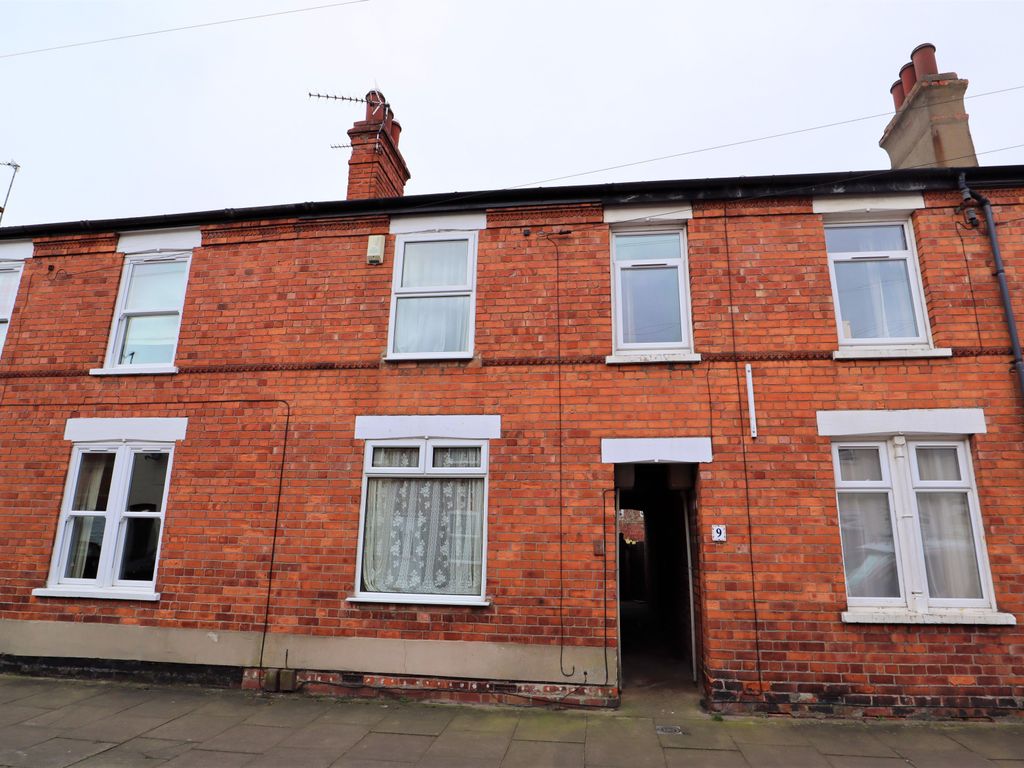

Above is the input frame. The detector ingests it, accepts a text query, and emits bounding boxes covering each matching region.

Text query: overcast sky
[2,0,1023,228]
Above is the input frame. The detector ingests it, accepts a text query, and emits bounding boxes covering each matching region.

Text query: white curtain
[835,260,918,339]
[917,491,982,599]
[393,296,469,354]
[837,492,900,598]
[401,240,468,288]
[363,477,483,595]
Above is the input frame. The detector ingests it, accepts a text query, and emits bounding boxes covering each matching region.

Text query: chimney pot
[911,43,939,79]
[898,62,918,98]
[890,80,906,111]
[346,89,411,199]
[390,120,402,145]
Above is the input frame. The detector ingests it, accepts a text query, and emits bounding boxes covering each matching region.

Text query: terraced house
[0,45,1021,716]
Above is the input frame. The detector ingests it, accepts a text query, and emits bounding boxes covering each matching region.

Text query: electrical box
[367,235,385,265]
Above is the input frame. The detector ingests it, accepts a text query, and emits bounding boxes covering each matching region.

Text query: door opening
[616,462,698,692]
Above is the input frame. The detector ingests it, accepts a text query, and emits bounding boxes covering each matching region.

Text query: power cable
[0,0,372,60]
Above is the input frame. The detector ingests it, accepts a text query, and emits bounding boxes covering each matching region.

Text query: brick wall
[1,188,1022,715]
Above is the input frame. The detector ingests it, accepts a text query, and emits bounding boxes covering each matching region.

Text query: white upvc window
[97,253,190,374]
[611,230,693,357]
[826,222,931,348]
[353,437,489,605]
[832,437,1000,617]
[386,232,477,360]
[0,261,25,357]
[36,443,174,601]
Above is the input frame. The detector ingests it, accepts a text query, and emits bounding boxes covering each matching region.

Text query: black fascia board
[2,164,1023,241]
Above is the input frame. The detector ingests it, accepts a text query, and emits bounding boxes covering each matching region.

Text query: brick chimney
[346,90,411,199]
[880,44,978,169]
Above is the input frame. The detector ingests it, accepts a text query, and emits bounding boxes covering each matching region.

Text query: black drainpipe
[958,173,1024,402]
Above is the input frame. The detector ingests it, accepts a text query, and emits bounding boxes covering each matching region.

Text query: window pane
[433,446,481,468]
[0,321,7,352]
[615,233,680,261]
[124,261,188,311]
[72,453,116,511]
[834,260,919,339]
[362,477,484,595]
[63,516,105,579]
[0,269,20,315]
[838,447,883,482]
[401,240,469,287]
[118,518,161,581]
[372,447,419,468]
[620,267,683,344]
[837,492,900,598]
[917,491,983,599]
[393,296,470,354]
[126,453,169,511]
[916,447,962,482]
[826,225,907,253]
[119,314,181,365]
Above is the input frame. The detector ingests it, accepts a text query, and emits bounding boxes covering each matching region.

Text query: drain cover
[655,725,684,735]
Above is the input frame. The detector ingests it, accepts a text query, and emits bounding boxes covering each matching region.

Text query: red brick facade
[0,174,1022,716]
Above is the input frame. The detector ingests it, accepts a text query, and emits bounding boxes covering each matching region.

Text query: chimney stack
[880,43,977,169]
[346,90,411,199]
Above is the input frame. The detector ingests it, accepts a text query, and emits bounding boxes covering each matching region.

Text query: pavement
[0,674,1023,767]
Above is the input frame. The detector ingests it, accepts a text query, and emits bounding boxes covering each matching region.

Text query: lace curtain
[362,476,484,595]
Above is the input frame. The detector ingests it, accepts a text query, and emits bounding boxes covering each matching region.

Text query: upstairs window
[0,261,25,356]
[387,233,477,359]
[107,255,190,369]
[826,223,929,347]
[612,231,692,355]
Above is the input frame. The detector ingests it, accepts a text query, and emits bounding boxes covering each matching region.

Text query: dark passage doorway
[616,463,698,693]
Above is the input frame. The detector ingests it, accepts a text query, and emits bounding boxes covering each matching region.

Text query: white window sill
[842,609,1016,625]
[90,366,179,376]
[347,594,491,607]
[833,347,952,360]
[606,352,702,365]
[383,354,474,363]
[32,586,160,602]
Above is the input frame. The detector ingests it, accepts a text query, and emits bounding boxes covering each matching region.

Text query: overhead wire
[0,0,372,60]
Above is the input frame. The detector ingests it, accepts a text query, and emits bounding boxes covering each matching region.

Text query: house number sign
[711,524,727,542]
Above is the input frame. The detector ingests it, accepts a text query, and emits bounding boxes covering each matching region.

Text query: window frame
[386,232,478,361]
[36,440,175,601]
[610,228,694,357]
[0,260,25,358]
[96,251,191,375]
[831,436,998,616]
[825,219,932,349]
[352,436,489,606]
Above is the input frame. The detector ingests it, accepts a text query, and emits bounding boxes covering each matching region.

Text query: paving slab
[825,757,917,768]
[446,710,520,736]
[343,733,434,763]
[501,740,584,768]
[278,722,370,753]
[0,704,51,728]
[585,716,664,768]
[657,724,739,751]
[199,723,293,754]
[120,693,209,721]
[64,714,170,743]
[737,743,832,767]
[73,737,192,767]
[947,727,1024,759]
[243,699,327,728]
[792,724,899,758]
[721,720,814,746]
[161,749,255,767]
[0,737,116,768]
[144,713,247,742]
[664,749,751,767]
[371,708,455,736]
[0,724,65,749]
[514,711,587,743]
[21,702,128,730]
[422,729,511,761]
[0,680,67,705]
[246,746,341,768]
[309,702,391,727]
[897,750,998,768]
[12,684,104,710]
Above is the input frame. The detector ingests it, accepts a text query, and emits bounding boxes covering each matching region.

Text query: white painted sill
[383,354,474,363]
[605,352,702,365]
[347,594,491,607]
[90,365,179,376]
[842,609,1016,626]
[32,586,160,602]
[833,347,952,360]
